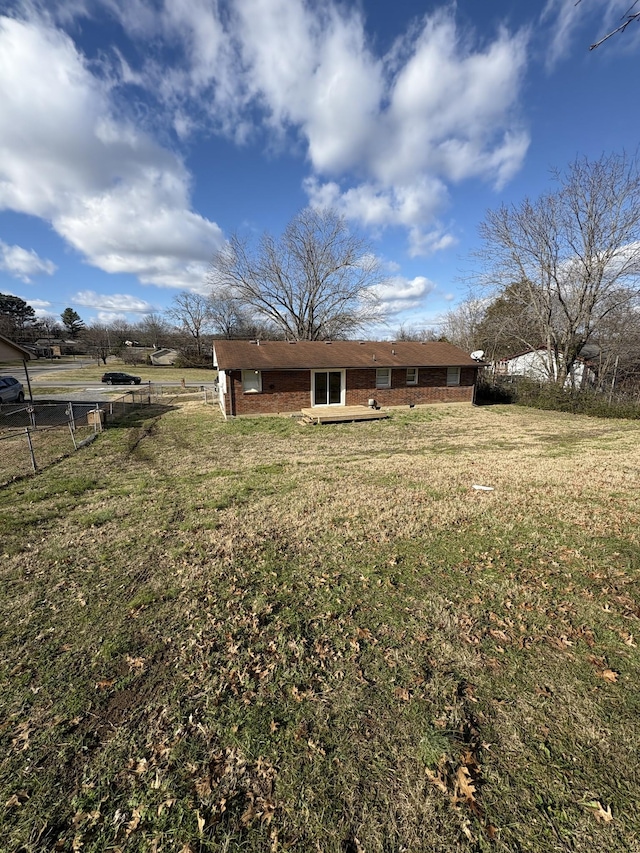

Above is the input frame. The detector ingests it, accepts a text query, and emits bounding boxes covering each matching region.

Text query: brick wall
[227,370,311,415]
[223,366,476,415]
[345,367,475,406]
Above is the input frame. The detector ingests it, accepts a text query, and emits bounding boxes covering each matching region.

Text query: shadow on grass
[104,403,179,428]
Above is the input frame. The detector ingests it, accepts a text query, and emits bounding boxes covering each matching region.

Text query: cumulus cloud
[0,13,224,290]
[373,275,437,316]
[73,290,155,314]
[244,4,527,251]
[29,298,54,317]
[0,240,57,281]
[42,0,529,256]
[0,0,531,281]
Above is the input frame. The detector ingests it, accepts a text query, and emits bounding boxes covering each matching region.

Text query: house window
[446,366,460,386]
[406,368,418,385]
[242,370,262,393]
[376,368,391,388]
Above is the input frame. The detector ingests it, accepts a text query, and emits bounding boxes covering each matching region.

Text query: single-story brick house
[213,339,482,417]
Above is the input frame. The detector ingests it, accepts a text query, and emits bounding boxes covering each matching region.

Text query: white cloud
[30,298,54,317]
[46,1,528,256]
[254,5,528,253]
[374,275,437,315]
[96,310,129,323]
[0,2,530,274]
[0,13,223,289]
[73,290,154,314]
[0,240,56,281]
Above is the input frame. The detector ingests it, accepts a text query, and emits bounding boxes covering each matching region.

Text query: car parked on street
[101,372,142,385]
[0,376,25,403]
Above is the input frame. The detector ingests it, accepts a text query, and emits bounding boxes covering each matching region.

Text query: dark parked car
[0,376,25,402]
[101,372,142,385]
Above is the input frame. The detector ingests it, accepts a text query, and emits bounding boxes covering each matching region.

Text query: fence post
[66,402,76,432]
[25,427,37,472]
[69,419,78,450]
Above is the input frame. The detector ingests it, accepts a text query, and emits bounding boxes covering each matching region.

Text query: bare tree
[392,324,438,342]
[578,0,640,49]
[208,208,383,340]
[207,286,250,339]
[82,323,113,365]
[439,296,488,355]
[137,312,174,349]
[165,292,213,358]
[475,153,640,385]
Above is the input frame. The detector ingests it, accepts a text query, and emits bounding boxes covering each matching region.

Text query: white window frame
[310,369,346,406]
[376,367,391,389]
[242,369,262,393]
[406,368,418,385]
[446,366,461,387]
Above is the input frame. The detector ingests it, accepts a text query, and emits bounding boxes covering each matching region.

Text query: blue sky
[0,0,639,336]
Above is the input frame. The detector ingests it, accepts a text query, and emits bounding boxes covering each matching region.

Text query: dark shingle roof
[213,340,479,371]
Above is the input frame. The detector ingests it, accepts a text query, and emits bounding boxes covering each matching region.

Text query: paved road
[31,383,216,403]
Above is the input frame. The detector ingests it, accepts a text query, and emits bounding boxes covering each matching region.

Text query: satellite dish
[470,350,485,361]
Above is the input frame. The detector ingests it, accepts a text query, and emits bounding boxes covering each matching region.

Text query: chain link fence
[0,402,104,486]
[0,384,219,486]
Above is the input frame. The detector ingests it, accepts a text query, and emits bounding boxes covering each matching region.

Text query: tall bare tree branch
[208,209,384,341]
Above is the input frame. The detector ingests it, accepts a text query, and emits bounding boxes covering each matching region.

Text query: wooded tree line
[442,152,640,395]
[1,209,387,365]
[4,153,640,390]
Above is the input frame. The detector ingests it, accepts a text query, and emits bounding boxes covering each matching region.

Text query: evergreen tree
[60,307,85,339]
[0,293,37,338]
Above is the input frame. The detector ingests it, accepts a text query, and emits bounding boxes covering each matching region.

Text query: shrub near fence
[477,375,640,419]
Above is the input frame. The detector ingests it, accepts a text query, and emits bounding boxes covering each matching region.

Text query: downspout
[228,370,236,418]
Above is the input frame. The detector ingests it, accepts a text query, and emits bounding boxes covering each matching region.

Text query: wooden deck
[299,405,390,424]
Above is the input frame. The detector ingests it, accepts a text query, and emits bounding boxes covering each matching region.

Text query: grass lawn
[1,403,639,852]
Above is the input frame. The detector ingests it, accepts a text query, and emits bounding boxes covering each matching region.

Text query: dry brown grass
[1,402,639,852]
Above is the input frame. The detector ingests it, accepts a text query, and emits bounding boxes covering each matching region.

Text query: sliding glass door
[312,370,344,406]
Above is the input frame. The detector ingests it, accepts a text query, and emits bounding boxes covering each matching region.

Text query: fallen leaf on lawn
[125,807,142,837]
[593,803,613,823]
[599,669,618,683]
[197,810,205,835]
[425,768,448,795]
[157,799,176,816]
[583,801,613,823]
[5,792,28,808]
[394,687,410,701]
[455,766,477,803]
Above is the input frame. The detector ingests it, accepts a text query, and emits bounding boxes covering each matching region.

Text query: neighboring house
[213,339,483,418]
[496,348,595,388]
[0,334,33,363]
[33,338,83,356]
[150,348,179,366]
